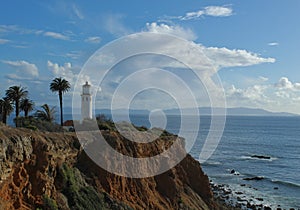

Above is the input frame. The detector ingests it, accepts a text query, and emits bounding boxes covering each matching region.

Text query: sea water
[130,115,300,209]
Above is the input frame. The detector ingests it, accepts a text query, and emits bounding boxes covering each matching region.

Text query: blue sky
[1,0,300,114]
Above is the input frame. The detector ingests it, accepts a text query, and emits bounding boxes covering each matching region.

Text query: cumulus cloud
[47,61,75,83]
[44,31,69,40]
[227,84,268,102]
[2,60,39,79]
[144,23,274,70]
[85,36,101,44]
[275,77,300,90]
[47,61,89,88]
[146,22,197,41]
[225,76,300,114]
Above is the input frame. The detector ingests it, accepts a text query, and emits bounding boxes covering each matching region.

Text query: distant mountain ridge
[64,107,298,117]
[164,107,299,116]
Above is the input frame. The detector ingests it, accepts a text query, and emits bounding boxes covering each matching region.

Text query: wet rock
[251,155,271,159]
[247,202,257,210]
[264,206,271,210]
[274,187,279,190]
[256,198,264,201]
[235,191,243,195]
[243,176,264,181]
[230,169,235,174]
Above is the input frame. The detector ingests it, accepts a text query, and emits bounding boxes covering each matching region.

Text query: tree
[35,104,56,122]
[50,77,70,126]
[6,85,28,126]
[20,98,34,117]
[0,97,13,124]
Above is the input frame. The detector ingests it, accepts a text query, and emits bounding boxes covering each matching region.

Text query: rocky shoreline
[210,181,297,210]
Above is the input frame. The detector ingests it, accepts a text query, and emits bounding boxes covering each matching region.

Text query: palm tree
[6,85,28,126]
[20,98,34,117]
[50,77,70,126]
[0,97,13,124]
[35,104,56,122]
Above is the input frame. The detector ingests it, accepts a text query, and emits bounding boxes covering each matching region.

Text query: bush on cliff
[14,116,63,132]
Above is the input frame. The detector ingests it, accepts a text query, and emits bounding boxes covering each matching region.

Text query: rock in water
[251,155,271,159]
[243,176,264,181]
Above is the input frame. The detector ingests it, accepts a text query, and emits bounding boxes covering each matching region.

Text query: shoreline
[210,181,297,210]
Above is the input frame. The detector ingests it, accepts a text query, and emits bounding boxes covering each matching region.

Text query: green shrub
[25,124,37,131]
[14,116,63,132]
[42,195,58,210]
[58,164,107,210]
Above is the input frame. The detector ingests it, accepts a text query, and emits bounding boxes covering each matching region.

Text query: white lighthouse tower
[81,81,92,120]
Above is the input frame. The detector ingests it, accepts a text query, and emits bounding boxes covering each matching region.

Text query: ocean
[7,114,300,208]
[129,115,300,209]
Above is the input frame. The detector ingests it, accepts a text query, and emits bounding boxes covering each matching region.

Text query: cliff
[0,125,217,210]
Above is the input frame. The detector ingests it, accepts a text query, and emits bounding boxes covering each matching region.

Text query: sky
[1,0,300,114]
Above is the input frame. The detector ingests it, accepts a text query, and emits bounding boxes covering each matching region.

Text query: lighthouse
[81,81,92,120]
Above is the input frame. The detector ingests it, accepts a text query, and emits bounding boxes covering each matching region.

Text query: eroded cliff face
[0,125,215,210]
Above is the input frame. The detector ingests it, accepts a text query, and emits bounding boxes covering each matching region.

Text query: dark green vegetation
[0,77,69,130]
[14,116,63,132]
[56,164,132,210]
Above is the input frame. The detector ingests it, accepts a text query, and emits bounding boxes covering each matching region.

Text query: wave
[271,180,300,189]
[202,161,222,166]
[241,173,300,189]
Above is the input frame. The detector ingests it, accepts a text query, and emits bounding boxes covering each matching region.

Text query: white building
[81,81,92,120]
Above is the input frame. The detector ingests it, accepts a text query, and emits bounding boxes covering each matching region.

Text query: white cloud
[259,76,269,82]
[47,61,74,83]
[0,24,43,35]
[72,4,84,20]
[2,60,39,78]
[85,36,101,44]
[44,31,69,40]
[65,51,83,60]
[0,38,10,44]
[275,77,300,90]
[268,42,279,46]
[104,14,131,37]
[144,23,274,70]
[86,29,277,111]
[146,22,197,41]
[205,47,275,68]
[204,6,233,17]
[179,6,233,20]
[225,76,300,114]
[47,61,89,88]
[0,24,73,42]
[227,84,268,103]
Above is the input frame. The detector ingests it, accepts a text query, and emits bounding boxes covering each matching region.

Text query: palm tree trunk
[3,110,7,124]
[59,91,63,126]
[16,100,19,117]
[25,110,28,117]
[15,100,19,127]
